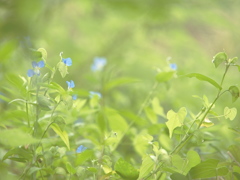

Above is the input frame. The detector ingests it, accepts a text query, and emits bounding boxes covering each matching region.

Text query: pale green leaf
[229,86,239,103]
[144,107,157,124]
[224,107,237,120]
[212,52,227,68]
[51,123,70,150]
[75,150,94,166]
[156,71,175,83]
[57,62,68,78]
[151,97,165,117]
[138,156,155,179]
[37,48,47,61]
[104,77,139,91]
[66,162,76,174]
[185,73,222,90]
[166,107,187,138]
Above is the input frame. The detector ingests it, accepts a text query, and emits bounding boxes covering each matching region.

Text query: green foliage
[0,47,240,180]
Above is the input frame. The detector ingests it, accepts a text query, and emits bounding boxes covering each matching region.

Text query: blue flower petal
[38,60,45,68]
[89,91,102,98]
[170,63,177,70]
[76,145,87,153]
[27,69,35,77]
[32,61,38,68]
[62,58,72,66]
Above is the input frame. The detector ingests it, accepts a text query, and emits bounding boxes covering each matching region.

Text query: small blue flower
[170,63,177,70]
[72,94,77,100]
[91,57,107,72]
[76,145,87,153]
[89,91,102,98]
[66,80,75,89]
[62,58,72,66]
[27,60,45,77]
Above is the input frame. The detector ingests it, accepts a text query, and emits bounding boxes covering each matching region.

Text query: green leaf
[224,107,237,121]
[166,107,187,138]
[37,95,52,111]
[37,48,47,61]
[2,147,32,162]
[170,173,188,180]
[28,167,42,175]
[138,156,155,179]
[144,107,157,124]
[105,108,128,132]
[212,52,227,68]
[66,162,76,174]
[104,77,139,91]
[75,150,94,166]
[185,73,222,90]
[57,62,68,78]
[114,158,139,180]
[171,150,201,175]
[190,159,228,179]
[156,71,175,83]
[134,132,153,156]
[229,57,238,64]
[151,97,165,117]
[0,129,37,147]
[51,123,70,150]
[228,145,240,163]
[229,86,239,102]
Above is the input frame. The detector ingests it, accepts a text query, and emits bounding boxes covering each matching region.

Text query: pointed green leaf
[151,97,165,117]
[229,57,238,64]
[114,158,139,180]
[224,107,237,121]
[229,86,239,102]
[156,71,175,83]
[138,156,155,179]
[166,107,187,138]
[190,159,228,179]
[51,123,70,150]
[212,52,227,68]
[185,73,222,90]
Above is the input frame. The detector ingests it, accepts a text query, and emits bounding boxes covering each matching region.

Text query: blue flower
[62,57,72,66]
[27,60,45,77]
[91,57,107,71]
[170,63,177,70]
[72,94,77,100]
[89,91,102,98]
[66,80,75,89]
[76,145,87,153]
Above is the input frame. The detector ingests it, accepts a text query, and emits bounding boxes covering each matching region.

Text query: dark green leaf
[212,52,227,68]
[185,73,222,90]
[156,71,175,83]
[114,158,139,180]
[170,173,188,180]
[229,86,239,102]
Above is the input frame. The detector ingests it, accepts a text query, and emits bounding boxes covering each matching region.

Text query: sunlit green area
[0,0,240,179]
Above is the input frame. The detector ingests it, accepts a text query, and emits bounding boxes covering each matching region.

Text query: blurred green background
[1,0,240,128]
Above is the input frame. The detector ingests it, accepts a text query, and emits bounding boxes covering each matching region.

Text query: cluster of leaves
[0,50,240,180]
